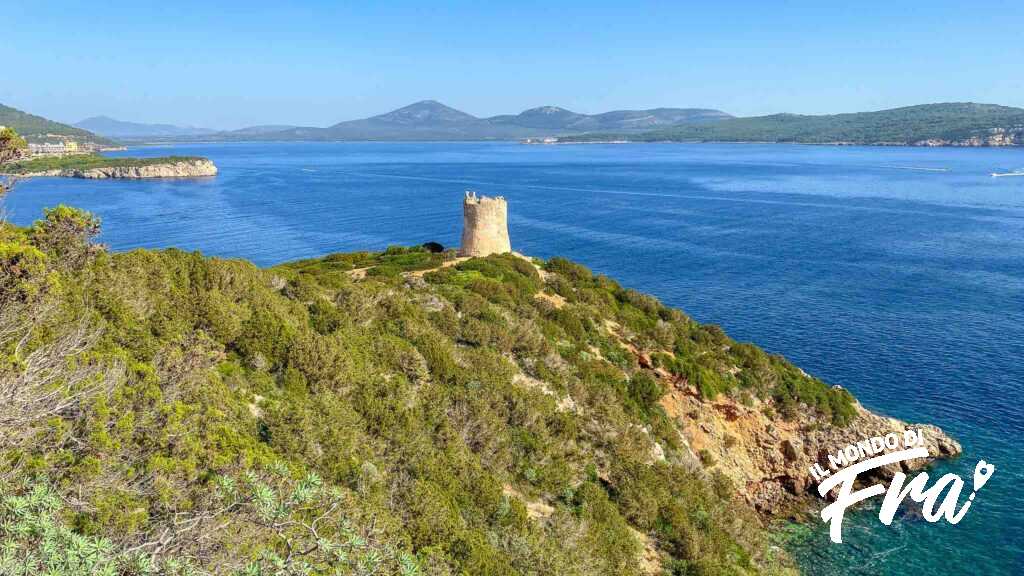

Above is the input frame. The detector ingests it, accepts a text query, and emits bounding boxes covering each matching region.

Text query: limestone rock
[781,438,802,461]
[28,158,218,179]
[652,354,961,514]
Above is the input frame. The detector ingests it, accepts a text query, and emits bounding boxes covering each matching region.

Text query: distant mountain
[230,100,733,141]
[489,106,731,131]
[487,106,587,130]
[225,125,303,136]
[57,101,728,143]
[359,100,478,126]
[557,103,1024,146]
[75,116,218,139]
[302,100,491,140]
[0,103,113,145]
[24,101,1020,146]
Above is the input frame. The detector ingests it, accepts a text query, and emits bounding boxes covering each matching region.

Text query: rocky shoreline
[616,329,962,516]
[661,382,961,514]
[5,158,217,179]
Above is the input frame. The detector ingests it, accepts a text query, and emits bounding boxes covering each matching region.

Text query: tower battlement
[459,191,511,257]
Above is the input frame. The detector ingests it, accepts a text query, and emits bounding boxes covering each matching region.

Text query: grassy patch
[279,245,447,281]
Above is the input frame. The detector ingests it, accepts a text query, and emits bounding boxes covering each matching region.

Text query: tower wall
[459,191,511,257]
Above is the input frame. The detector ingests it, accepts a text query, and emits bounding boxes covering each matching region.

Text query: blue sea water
[4,141,1023,575]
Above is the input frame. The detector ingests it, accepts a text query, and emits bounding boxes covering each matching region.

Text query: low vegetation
[281,244,450,281]
[0,202,856,574]
[0,154,207,174]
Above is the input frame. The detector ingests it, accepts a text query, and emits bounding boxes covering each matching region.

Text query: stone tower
[459,191,511,257]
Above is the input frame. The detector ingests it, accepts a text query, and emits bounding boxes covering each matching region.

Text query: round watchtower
[459,191,511,257]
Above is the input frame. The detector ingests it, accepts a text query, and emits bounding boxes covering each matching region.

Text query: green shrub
[0,207,847,576]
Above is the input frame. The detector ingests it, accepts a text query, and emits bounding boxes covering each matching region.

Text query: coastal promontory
[0,193,964,575]
[0,154,217,179]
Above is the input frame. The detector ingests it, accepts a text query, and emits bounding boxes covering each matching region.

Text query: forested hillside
[0,103,113,145]
[1,203,868,575]
[557,103,1024,146]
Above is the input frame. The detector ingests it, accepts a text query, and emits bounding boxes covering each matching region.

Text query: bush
[29,205,101,270]
[0,479,195,576]
[0,241,48,303]
[698,449,716,468]
[627,371,665,417]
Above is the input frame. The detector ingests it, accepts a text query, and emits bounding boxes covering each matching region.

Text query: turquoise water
[5,142,1023,574]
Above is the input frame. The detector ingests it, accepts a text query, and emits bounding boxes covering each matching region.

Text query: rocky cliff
[616,330,962,515]
[40,158,218,178]
[914,127,1024,146]
[659,379,961,514]
[516,263,962,519]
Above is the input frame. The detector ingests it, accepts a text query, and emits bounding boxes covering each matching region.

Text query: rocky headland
[658,369,961,514]
[586,316,961,517]
[11,157,217,179]
[0,195,964,575]
[0,155,217,179]
[457,193,962,518]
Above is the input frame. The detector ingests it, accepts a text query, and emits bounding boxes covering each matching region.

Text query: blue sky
[3,0,1022,129]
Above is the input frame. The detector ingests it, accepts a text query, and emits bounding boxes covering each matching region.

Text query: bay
[5,141,1022,574]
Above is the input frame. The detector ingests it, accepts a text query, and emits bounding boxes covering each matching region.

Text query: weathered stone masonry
[459,191,511,257]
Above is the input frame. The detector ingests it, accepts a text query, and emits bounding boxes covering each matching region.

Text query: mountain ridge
[22,100,1024,146]
[75,115,219,139]
[148,100,734,142]
[111,100,1024,145]
[296,100,733,140]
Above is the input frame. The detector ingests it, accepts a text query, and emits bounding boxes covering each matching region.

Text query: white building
[29,142,67,155]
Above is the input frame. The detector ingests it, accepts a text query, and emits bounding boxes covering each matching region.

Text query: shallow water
[6,141,1023,574]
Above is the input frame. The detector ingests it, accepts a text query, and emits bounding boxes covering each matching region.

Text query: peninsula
[0,193,960,575]
[0,153,217,178]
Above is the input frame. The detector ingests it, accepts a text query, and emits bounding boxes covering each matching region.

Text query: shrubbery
[0,206,834,575]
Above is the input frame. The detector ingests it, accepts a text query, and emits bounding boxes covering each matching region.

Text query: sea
[4,141,1022,575]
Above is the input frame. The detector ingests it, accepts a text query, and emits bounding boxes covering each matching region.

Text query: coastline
[6,140,1015,573]
[1,156,217,179]
[101,136,1023,149]
[525,138,1024,148]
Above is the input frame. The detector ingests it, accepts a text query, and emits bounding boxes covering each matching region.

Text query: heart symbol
[973,460,995,491]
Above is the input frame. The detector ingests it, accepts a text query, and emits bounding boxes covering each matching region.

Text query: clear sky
[4,0,1022,130]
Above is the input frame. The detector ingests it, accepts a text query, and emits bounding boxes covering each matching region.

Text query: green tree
[29,204,103,270]
[0,127,28,164]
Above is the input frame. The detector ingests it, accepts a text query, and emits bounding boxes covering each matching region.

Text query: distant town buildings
[28,140,87,156]
[29,142,68,155]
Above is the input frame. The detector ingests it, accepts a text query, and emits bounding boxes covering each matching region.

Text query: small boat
[991,171,1024,178]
